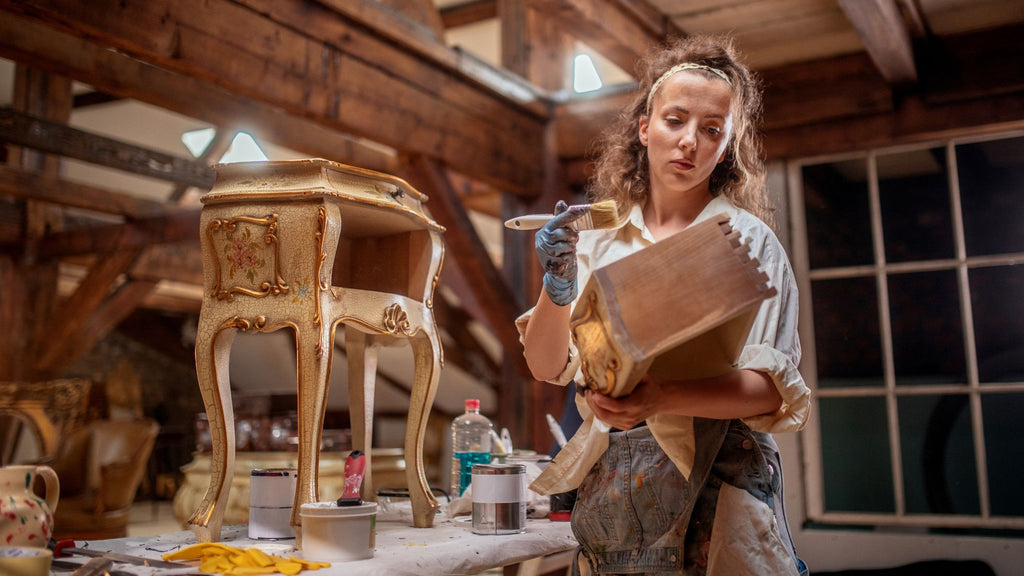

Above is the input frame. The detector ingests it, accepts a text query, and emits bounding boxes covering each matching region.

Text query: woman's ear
[638,115,649,147]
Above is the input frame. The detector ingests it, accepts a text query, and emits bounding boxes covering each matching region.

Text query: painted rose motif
[224,227,266,284]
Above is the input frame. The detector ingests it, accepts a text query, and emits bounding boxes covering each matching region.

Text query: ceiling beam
[37,209,200,259]
[0,13,399,175]
[401,154,529,378]
[0,163,165,219]
[0,0,548,195]
[526,0,680,77]
[440,0,496,29]
[764,90,1024,161]
[837,0,917,85]
[372,0,447,39]
[1,108,215,189]
[33,248,144,375]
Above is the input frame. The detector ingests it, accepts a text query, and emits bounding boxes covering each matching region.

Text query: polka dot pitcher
[0,465,60,548]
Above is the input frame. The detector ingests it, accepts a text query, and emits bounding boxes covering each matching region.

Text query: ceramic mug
[0,547,53,576]
[0,465,60,547]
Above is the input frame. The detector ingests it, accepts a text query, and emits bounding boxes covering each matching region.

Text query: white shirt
[516,195,812,494]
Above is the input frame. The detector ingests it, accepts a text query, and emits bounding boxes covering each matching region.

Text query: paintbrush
[503,200,623,231]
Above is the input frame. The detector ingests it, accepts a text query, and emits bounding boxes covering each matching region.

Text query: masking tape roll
[0,547,53,576]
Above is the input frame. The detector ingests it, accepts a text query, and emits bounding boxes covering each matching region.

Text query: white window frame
[787,130,1024,532]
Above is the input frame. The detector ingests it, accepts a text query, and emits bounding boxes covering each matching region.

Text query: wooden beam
[837,0,917,85]
[168,128,233,203]
[760,53,894,131]
[132,244,204,286]
[309,0,547,111]
[33,248,142,375]
[37,209,200,259]
[0,13,398,175]
[764,90,1024,161]
[41,278,159,377]
[0,163,165,218]
[0,0,547,194]
[441,0,496,29]
[525,0,679,78]
[374,0,446,39]
[401,154,529,377]
[432,293,500,386]
[0,108,215,189]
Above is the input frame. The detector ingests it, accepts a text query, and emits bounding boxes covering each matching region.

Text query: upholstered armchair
[50,418,159,541]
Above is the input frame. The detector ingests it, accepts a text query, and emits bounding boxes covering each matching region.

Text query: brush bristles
[573,200,623,231]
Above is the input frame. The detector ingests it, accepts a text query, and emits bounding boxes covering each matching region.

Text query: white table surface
[53,517,578,576]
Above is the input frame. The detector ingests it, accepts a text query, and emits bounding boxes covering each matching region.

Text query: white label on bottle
[471,473,525,504]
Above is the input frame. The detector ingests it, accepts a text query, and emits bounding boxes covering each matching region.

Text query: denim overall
[570,420,807,575]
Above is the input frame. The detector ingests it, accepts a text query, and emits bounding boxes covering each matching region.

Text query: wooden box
[570,213,776,397]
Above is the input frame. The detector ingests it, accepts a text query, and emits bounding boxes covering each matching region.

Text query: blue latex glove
[535,201,588,306]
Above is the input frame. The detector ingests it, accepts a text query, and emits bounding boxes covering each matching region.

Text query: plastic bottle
[450,398,493,497]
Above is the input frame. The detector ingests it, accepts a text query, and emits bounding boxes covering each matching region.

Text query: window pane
[802,159,873,269]
[888,271,966,385]
[982,393,1024,516]
[957,135,1024,257]
[969,265,1024,383]
[821,397,894,513]
[812,277,884,388]
[898,394,979,515]
[877,148,954,263]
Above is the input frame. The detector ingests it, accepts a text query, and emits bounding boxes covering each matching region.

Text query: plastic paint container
[299,501,377,561]
[471,463,526,535]
[249,468,298,539]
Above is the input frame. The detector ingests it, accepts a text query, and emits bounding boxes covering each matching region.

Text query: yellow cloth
[517,197,812,495]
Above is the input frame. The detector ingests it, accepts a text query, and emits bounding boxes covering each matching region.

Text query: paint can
[249,468,297,539]
[471,463,526,535]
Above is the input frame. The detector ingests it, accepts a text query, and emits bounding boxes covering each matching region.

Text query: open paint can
[299,501,377,561]
[471,463,526,535]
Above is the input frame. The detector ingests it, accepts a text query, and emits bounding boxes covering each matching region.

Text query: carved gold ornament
[383,303,414,336]
[207,215,289,301]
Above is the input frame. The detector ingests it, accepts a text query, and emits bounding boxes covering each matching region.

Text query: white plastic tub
[299,501,377,561]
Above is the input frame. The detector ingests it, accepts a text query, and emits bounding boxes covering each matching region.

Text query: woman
[518,35,811,575]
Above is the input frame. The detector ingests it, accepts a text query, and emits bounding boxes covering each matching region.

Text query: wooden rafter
[0,108,214,189]
[0,13,398,175]
[37,209,200,259]
[401,154,528,377]
[0,164,164,219]
[33,248,142,375]
[0,0,547,194]
[525,0,680,77]
[837,0,917,85]
[441,0,497,28]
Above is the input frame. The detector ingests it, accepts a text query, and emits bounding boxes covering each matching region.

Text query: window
[789,133,1024,533]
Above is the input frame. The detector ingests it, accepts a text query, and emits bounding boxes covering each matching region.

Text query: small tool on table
[52,539,186,569]
[337,449,366,506]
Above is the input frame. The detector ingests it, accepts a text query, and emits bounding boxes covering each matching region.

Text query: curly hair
[587,34,771,226]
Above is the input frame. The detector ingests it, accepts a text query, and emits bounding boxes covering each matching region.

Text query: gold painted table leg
[407,329,442,527]
[188,318,238,543]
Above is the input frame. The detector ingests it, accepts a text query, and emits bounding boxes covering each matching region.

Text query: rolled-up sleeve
[515,307,579,387]
[736,219,812,433]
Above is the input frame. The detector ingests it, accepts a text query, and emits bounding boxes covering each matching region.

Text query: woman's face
[638,71,733,200]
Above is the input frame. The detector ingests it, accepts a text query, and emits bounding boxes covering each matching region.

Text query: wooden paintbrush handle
[503,214,552,230]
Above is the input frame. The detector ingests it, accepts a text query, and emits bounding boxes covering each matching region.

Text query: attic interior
[1,0,1023,572]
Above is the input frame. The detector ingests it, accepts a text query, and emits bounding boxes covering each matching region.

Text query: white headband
[645,63,733,113]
